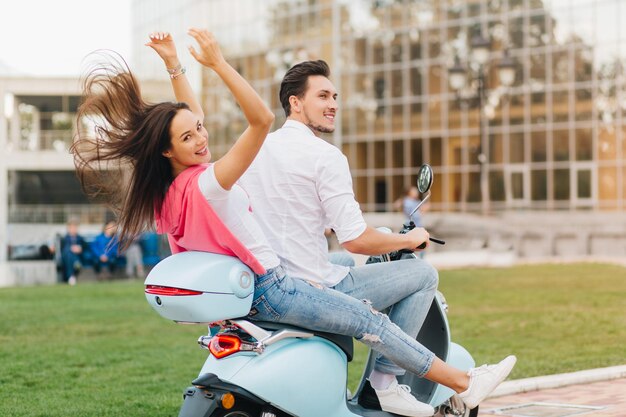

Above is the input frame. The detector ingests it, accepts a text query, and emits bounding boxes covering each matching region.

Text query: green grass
[440,263,626,378]
[1,263,625,416]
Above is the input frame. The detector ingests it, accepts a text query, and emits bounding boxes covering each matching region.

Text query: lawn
[1,263,625,416]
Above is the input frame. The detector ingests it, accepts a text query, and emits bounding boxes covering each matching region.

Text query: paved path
[479,377,626,417]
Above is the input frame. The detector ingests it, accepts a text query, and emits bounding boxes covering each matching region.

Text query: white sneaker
[374,379,434,417]
[458,355,517,409]
[68,276,77,286]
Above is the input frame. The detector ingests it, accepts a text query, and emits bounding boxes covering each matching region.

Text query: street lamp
[448,33,516,215]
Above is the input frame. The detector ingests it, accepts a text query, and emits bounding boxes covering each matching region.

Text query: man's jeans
[329,252,439,376]
[247,261,438,378]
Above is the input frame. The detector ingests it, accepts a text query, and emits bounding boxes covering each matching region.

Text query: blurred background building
[133,0,626,215]
[129,0,626,264]
[0,74,167,285]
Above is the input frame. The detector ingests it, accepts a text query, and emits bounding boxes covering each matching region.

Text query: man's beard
[306,122,335,134]
[302,108,336,134]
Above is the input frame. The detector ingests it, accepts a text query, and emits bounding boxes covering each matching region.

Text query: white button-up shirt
[240,120,367,286]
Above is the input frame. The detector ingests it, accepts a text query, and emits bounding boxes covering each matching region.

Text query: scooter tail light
[145,285,203,296]
[209,334,242,359]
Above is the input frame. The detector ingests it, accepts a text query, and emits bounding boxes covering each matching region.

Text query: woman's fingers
[188,28,213,46]
[188,45,199,60]
[186,28,224,68]
[148,31,171,42]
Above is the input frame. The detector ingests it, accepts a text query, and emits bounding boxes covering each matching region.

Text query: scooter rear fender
[179,374,282,417]
[199,336,358,417]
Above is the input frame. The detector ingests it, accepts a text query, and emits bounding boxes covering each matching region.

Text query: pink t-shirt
[155,164,266,275]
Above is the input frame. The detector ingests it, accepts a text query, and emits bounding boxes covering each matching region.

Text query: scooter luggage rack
[203,319,315,354]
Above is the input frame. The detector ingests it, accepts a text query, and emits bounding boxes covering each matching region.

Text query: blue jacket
[90,233,119,260]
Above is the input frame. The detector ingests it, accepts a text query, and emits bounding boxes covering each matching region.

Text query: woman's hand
[187,28,226,69]
[146,31,179,69]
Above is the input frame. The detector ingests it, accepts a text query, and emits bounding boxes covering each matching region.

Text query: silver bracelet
[166,63,182,75]
[170,67,186,79]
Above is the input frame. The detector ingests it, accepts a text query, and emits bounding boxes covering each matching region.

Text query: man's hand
[404,227,430,251]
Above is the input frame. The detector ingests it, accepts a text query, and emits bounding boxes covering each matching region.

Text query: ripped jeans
[247,260,438,378]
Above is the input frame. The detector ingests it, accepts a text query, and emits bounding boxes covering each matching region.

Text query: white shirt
[240,120,367,286]
[198,165,280,270]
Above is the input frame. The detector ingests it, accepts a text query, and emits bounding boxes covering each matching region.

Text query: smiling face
[288,75,338,135]
[162,109,210,177]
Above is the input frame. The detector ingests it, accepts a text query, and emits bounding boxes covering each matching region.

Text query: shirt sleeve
[316,149,367,244]
[197,164,229,201]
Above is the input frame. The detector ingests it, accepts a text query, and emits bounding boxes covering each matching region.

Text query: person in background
[400,186,423,226]
[124,235,145,278]
[394,185,428,259]
[90,220,119,279]
[60,218,86,286]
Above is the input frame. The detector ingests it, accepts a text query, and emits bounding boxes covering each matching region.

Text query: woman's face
[163,109,210,176]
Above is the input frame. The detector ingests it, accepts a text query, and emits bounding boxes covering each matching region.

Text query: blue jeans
[247,262,438,378]
[329,253,438,375]
[61,250,82,281]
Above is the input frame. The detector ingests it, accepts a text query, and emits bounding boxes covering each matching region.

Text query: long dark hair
[72,51,188,249]
[279,60,330,117]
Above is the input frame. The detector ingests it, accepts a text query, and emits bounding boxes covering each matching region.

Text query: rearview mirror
[416,164,433,194]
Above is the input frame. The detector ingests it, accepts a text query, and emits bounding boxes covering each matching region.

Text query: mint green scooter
[144,164,477,417]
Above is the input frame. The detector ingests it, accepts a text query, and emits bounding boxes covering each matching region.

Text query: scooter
[144,164,478,417]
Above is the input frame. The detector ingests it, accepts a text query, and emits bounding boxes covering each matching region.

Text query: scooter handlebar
[429,237,445,245]
[415,237,445,250]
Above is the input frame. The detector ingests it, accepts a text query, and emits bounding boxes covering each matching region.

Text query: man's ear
[289,95,300,113]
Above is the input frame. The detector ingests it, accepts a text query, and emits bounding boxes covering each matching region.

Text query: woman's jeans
[247,259,438,378]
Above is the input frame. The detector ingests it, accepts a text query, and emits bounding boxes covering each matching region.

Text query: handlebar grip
[429,237,445,245]
[416,242,427,250]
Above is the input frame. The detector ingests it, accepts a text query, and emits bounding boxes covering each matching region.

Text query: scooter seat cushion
[253,321,354,362]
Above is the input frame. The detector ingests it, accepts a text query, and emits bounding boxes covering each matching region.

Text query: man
[401,186,423,227]
[60,218,86,286]
[90,220,120,280]
[240,60,441,416]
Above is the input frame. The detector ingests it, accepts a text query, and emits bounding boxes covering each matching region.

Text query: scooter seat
[253,321,354,362]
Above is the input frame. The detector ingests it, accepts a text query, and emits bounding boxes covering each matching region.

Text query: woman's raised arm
[146,31,204,120]
[187,28,274,190]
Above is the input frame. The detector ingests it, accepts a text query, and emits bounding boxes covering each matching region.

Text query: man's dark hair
[279,60,330,117]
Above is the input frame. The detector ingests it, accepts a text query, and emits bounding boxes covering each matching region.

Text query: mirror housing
[417,164,433,194]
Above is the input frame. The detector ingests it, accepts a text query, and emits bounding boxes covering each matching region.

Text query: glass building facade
[132,0,626,213]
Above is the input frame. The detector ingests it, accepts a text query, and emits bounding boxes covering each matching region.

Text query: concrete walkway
[480,366,626,416]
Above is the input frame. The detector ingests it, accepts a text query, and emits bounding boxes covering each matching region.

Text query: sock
[369,370,396,390]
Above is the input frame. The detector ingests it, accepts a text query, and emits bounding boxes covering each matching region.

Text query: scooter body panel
[201,336,359,417]
[198,352,256,382]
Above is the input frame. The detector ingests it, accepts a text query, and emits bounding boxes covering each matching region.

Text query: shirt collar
[282,119,318,137]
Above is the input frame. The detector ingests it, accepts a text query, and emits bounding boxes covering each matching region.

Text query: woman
[73,29,514,417]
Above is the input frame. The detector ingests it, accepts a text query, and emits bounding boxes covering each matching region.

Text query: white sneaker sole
[379,403,434,417]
